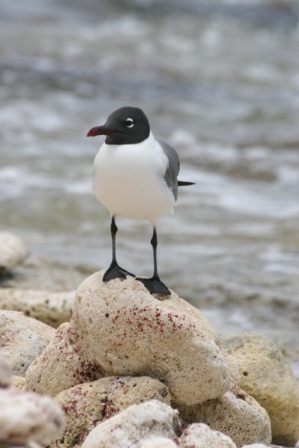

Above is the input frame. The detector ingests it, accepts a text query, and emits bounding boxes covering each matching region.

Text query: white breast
[92,133,175,224]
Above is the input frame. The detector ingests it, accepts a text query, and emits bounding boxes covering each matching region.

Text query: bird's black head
[86,106,150,145]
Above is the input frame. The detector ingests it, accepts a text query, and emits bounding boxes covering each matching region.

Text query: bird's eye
[125,118,134,128]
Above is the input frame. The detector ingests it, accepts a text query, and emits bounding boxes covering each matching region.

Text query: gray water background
[0,0,299,372]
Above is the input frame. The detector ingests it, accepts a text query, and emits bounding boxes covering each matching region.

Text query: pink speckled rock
[26,270,230,405]
[52,376,171,448]
[81,400,179,448]
[25,322,95,396]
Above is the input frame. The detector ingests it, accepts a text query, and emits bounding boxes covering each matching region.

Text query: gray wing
[158,139,180,201]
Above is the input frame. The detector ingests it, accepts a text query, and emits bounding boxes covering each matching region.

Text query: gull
[87,106,194,295]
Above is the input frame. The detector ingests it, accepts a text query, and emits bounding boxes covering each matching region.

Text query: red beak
[86,125,112,137]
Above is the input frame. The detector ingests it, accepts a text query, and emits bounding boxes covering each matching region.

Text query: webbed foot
[136,276,171,295]
[103,262,135,281]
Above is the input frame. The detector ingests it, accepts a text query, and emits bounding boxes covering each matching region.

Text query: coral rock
[177,390,271,448]
[0,288,75,328]
[81,399,178,448]
[140,438,178,447]
[223,351,241,395]
[241,445,269,448]
[52,376,171,448]
[26,271,230,406]
[0,232,29,272]
[26,323,85,396]
[178,423,237,448]
[0,356,64,446]
[222,333,299,446]
[0,357,12,388]
[12,375,26,391]
[0,388,65,445]
[0,310,55,377]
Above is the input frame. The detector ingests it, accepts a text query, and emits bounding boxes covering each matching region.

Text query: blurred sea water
[0,0,299,371]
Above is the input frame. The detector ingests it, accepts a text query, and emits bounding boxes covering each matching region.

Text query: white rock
[26,271,230,406]
[241,444,269,448]
[178,423,237,448]
[81,400,178,448]
[0,232,29,272]
[0,288,75,328]
[0,388,65,445]
[140,438,178,447]
[0,357,64,446]
[0,310,54,376]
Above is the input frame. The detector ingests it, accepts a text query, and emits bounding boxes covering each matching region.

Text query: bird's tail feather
[178,180,195,186]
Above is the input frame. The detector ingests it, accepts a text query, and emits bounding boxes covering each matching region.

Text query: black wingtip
[178,180,195,186]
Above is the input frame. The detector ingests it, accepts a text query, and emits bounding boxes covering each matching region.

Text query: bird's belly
[93,152,174,223]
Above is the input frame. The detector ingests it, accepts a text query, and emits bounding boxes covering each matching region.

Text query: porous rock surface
[0,356,64,446]
[0,232,29,272]
[0,356,12,387]
[0,388,65,445]
[0,310,55,377]
[177,390,271,448]
[140,438,178,448]
[81,399,179,448]
[26,270,231,405]
[222,333,299,446]
[178,423,237,448]
[12,374,26,390]
[0,288,75,327]
[26,322,88,396]
[241,445,269,448]
[51,376,171,448]
[223,351,241,395]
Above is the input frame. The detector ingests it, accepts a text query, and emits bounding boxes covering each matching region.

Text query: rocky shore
[0,232,298,448]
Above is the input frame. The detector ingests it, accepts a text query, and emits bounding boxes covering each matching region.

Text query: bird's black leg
[103,216,135,282]
[137,227,171,295]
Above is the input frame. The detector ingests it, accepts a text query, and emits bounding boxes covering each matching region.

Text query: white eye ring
[125,118,134,128]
